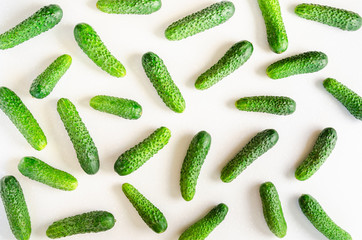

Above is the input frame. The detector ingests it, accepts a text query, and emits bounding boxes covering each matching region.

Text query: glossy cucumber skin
[30,54,72,99]
[18,156,78,191]
[74,23,126,77]
[97,0,161,14]
[57,98,99,175]
[235,96,296,115]
[295,127,337,181]
[0,87,47,150]
[0,4,63,49]
[122,183,167,233]
[0,176,31,240]
[114,126,171,176]
[165,1,235,40]
[195,41,253,90]
[221,129,279,183]
[299,194,351,240]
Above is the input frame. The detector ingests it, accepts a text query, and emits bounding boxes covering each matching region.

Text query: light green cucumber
[97,0,161,14]
[235,96,296,115]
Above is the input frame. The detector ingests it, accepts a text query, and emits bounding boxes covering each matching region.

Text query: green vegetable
[235,96,296,115]
[96,0,161,14]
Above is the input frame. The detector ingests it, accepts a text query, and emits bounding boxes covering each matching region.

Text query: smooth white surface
[0,0,362,239]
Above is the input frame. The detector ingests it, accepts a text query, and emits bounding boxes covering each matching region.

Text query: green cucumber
[97,0,161,14]
[235,96,296,115]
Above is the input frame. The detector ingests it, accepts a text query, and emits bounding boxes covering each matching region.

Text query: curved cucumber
[97,0,161,14]
[235,96,296,115]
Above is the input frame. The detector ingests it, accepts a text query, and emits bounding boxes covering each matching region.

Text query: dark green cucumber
[195,41,253,90]
[235,96,296,115]
[266,51,328,79]
[97,0,161,14]
[0,87,47,150]
[114,126,171,176]
[221,129,279,183]
[74,23,126,77]
[0,176,31,240]
[180,131,211,201]
[57,98,99,175]
[142,52,186,113]
[165,1,235,40]
[323,78,362,120]
[299,194,351,240]
[295,127,337,181]
[0,4,63,49]
[46,211,115,238]
[18,156,78,191]
[122,183,167,233]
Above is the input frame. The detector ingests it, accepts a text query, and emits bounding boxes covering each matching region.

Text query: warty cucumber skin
[74,23,126,77]
[57,98,100,175]
[0,4,63,50]
[0,87,47,150]
[122,183,168,233]
[165,1,235,41]
[195,40,253,90]
[299,194,352,240]
[97,0,161,14]
[18,156,78,191]
[0,176,31,240]
[235,96,296,115]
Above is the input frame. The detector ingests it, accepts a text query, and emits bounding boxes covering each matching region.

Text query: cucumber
[142,52,186,113]
[29,54,72,99]
[0,4,63,49]
[122,183,167,233]
[195,40,253,90]
[235,96,296,115]
[18,156,78,191]
[114,126,171,176]
[221,129,279,183]
[46,211,115,238]
[97,0,161,14]
[0,176,31,240]
[266,51,328,79]
[0,87,47,150]
[57,98,99,175]
[295,127,337,181]
[74,23,126,77]
[180,131,211,201]
[165,1,235,40]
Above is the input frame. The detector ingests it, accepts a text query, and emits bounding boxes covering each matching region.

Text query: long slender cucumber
[235,96,296,115]
[97,0,162,14]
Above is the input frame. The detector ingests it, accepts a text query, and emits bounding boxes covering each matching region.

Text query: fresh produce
[235,96,296,115]
[96,0,162,14]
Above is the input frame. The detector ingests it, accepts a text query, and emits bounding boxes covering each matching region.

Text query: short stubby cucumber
[0,87,47,150]
[0,4,63,49]
[46,211,115,238]
[179,203,228,240]
[235,96,296,115]
[295,4,362,31]
[266,51,328,79]
[90,95,142,120]
[57,98,99,175]
[323,78,362,120]
[114,126,171,176]
[165,1,235,40]
[142,52,186,113]
[298,194,352,240]
[195,40,253,90]
[0,176,31,240]
[221,129,279,183]
[122,183,167,233]
[295,127,337,181]
[74,23,126,77]
[180,131,211,201]
[18,156,78,191]
[97,0,161,14]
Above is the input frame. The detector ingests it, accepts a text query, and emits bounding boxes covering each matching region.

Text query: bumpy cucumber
[180,131,211,201]
[18,156,78,191]
[221,129,279,183]
[0,176,31,240]
[57,98,99,175]
[0,4,63,49]
[30,54,72,99]
[97,0,161,14]
[299,194,351,240]
[165,1,235,40]
[295,127,337,181]
[195,41,253,90]
[46,211,115,238]
[114,126,171,176]
[142,52,186,113]
[74,23,126,77]
[266,51,328,79]
[0,87,47,150]
[235,96,296,115]
[122,183,167,233]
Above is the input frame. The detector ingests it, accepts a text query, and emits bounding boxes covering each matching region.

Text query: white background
[0,0,362,239]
